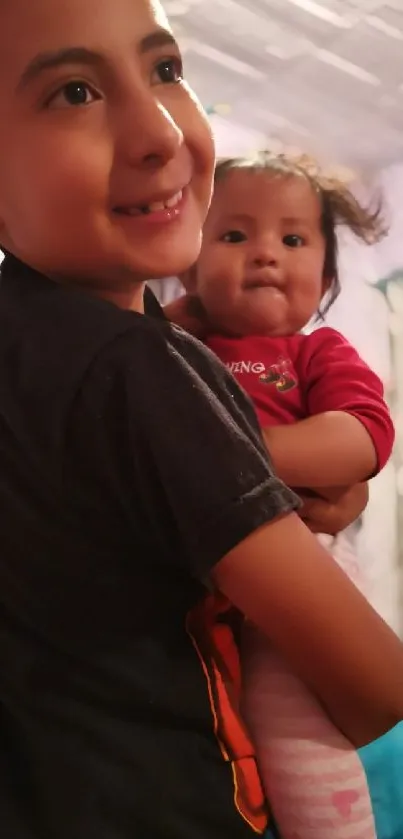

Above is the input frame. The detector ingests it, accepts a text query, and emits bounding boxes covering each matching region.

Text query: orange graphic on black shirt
[187,592,268,834]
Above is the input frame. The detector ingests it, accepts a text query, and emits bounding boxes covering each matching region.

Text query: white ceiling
[164,0,403,173]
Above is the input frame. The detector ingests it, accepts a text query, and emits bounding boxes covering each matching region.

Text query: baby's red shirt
[207,327,394,472]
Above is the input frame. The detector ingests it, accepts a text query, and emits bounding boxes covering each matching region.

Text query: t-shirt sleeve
[75,319,300,581]
[302,327,395,472]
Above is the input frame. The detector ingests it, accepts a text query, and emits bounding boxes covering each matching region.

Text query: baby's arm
[262,328,394,488]
[299,482,368,533]
[163,293,209,339]
[264,411,378,486]
[164,300,370,532]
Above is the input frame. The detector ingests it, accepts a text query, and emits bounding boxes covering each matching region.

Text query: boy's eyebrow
[16,28,177,91]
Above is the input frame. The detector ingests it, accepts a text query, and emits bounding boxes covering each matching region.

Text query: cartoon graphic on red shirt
[259,357,296,393]
[187,592,268,834]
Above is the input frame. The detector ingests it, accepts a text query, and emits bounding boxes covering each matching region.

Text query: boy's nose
[117,93,183,169]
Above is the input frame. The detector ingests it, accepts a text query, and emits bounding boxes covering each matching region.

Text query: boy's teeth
[146,191,182,211]
[120,190,183,216]
[165,190,183,208]
[148,201,166,212]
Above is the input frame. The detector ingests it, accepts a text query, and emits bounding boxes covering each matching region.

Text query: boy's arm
[262,329,394,488]
[213,511,403,748]
[91,326,403,753]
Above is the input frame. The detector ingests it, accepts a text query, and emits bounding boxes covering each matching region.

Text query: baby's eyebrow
[280,216,310,225]
[216,213,253,225]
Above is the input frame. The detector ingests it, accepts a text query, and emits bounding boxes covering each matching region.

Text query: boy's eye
[220,230,247,244]
[47,81,100,109]
[283,234,304,248]
[152,57,184,85]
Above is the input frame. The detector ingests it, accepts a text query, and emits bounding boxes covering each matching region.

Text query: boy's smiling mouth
[114,188,184,217]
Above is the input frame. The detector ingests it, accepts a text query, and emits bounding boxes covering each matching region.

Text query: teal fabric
[359,721,403,839]
[264,722,403,839]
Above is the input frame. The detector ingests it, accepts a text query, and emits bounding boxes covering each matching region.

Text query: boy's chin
[143,246,202,282]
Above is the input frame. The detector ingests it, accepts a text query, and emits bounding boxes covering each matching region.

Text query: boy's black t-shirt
[0,257,298,839]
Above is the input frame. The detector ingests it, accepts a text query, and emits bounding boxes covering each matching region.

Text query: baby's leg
[242,535,376,839]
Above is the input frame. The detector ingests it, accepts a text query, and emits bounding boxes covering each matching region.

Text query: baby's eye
[220,230,247,244]
[47,81,100,109]
[283,234,304,248]
[152,57,184,85]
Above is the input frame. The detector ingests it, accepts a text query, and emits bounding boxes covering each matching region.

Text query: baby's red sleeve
[302,327,394,472]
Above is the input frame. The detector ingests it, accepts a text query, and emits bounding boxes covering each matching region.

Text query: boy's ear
[178,263,198,294]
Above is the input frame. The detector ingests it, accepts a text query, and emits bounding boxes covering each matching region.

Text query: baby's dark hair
[214,151,387,316]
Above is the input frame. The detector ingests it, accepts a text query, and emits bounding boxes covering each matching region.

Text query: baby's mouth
[244,280,283,291]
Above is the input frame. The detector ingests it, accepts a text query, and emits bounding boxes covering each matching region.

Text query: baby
[178,152,395,838]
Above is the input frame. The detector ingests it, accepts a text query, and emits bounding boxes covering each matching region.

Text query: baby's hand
[299,483,368,534]
[164,295,209,339]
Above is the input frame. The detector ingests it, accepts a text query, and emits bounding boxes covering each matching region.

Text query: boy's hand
[299,483,369,534]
